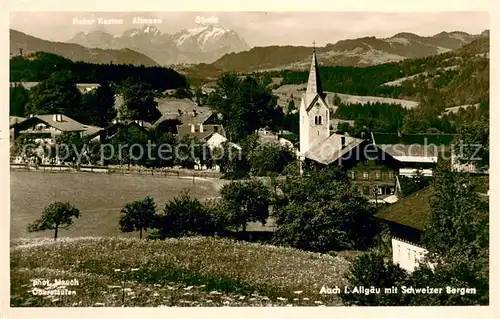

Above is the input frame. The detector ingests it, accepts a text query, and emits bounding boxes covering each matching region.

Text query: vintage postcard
[1,2,496,319]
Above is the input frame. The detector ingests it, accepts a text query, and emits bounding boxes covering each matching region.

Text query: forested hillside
[262,38,489,108]
[212,31,487,72]
[10,52,187,90]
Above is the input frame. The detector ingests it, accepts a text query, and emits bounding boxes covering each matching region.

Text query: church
[298,48,401,203]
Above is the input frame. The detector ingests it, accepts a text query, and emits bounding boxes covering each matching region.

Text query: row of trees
[334,101,408,134]
[29,164,378,256]
[10,52,187,90]
[118,165,379,252]
[10,70,164,127]
[340,162,489,305]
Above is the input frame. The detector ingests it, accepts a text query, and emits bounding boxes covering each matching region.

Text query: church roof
[303,134,365,165]
[304,50,326,108]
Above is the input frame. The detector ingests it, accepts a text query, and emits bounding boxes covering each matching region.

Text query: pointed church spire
[305,42,325,107]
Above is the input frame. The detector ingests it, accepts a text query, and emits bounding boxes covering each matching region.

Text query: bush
[340,252,408,306]
[154,192,221,238]
[273,166,379,252]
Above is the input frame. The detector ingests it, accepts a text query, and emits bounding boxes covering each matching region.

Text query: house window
[214,126,218,132]
[375,171,381,180]
[363,172,369,180]
[414,250,418,262]
[349,171,355,179]
[407,249,411,260]
[378,186,383,195]
[390,187,395,195]
[318,116,322,125]
[388,171,394,179]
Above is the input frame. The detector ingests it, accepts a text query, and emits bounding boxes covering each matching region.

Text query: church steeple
[305,42,325,107]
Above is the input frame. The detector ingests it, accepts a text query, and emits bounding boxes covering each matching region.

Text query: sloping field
[274,84,418,109]
[10,236,350,307]
[10,171,226,239]
[381,65,460,86]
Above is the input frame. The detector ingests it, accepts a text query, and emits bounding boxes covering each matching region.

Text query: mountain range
[212,30,489,72]
[10,27,489,72]
[10,29,158,66]
[67,25,250,65]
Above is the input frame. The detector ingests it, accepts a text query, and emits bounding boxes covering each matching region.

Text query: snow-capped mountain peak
[173,25,249,53]
[122,25,163,38]
[67,24,250,65]
[142,25,161,36]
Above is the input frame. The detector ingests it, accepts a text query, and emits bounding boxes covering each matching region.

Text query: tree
[249,143,296,176]
[220,179,271,233]
[454,120,489,171]
[10,84,30,117]
[79,81,116,127]
[340,252,408,306]
[117,77,160,123]
[154,191,216,237]
[398,168,430,198]
[108,125,149,167]
[173,88,193,100]
[119,197,157,239]
[27,202,81,240]
[26,70,82,117]
[53,132,86,165]
[423,162,489,267]
[273,166,379,252]
[210,74,279,141]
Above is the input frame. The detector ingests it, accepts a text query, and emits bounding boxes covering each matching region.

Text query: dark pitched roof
[372,133,456,146]
[376,187,433,231]
[19,115,85,132]
[153,98,214,126]
[378,144,450,158]
[176,124,225,141]
[9,116,26,127]
[13,115,104,136]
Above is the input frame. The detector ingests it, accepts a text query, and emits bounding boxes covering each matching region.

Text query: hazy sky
[10,12,489,47]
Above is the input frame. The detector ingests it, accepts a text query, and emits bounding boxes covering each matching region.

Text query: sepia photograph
[1,4,495,317]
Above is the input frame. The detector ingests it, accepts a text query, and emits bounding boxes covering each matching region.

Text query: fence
[10,163,223,179]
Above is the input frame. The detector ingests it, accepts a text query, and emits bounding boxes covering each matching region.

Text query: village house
[372,132,454,177]
[376,187,433,272]
[152,98,220,134]
[10,114,103,144]
[10,114,103,165]
[101,119,153,140]
[376,178,488,272]
[176,123,240,171]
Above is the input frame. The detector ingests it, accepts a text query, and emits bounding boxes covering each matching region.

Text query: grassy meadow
[10,171,226,239]
[11,236,350,307]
